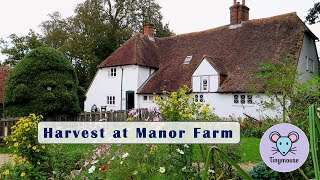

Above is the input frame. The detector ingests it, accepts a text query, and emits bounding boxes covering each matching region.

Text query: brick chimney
[230,0,250,25]
[144,23,155,41]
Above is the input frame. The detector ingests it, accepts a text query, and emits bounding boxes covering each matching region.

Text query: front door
[126,91,135,110]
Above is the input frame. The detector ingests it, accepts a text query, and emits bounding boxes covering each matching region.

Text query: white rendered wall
[85,65,155,111]
[297,34,319,82]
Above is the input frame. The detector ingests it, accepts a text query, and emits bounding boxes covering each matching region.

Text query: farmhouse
[0,66,11,118]
[85,0,319,119]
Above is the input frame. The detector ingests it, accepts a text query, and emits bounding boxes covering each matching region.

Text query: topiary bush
[4,47,85,117]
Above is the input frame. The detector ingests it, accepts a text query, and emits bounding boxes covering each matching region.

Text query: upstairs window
[201,76,209,92]
[107,96,115,105]
[184,56,193,64]
[108,68,117,77]
[307,57,314,72]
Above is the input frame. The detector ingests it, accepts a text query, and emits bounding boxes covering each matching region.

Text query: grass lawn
[239,137,262,163]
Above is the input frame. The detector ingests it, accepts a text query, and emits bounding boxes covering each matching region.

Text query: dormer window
[108,68,117,77]
[184,56,193,64]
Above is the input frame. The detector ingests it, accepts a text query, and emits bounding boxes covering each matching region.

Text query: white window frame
[307,57,314,73]
[108,68,117,77]
[143,95,154,102]
[194,94,204,103]
[106,96,116,106]
[201,76,209,92]
[233,94,254,104]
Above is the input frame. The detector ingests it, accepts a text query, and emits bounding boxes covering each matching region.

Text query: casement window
[108,68,117,77]
[307,57,314,72]
[234,95,253,104]
[194,94,204,103]
[143,95,154,102]
[201,76,209,92]
[107,96,115,105]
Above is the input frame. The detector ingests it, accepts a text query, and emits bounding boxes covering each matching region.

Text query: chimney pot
[230,0,249,25]
[144,23,155,40]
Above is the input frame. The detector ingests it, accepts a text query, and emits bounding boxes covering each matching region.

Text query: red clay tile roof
[99,33,159,69]
[0,67,11,104]
[99,13,316,94]
[203,56,227,75]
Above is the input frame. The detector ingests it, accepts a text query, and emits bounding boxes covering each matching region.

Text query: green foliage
[308,105,320,179]
[251,55,298,122]
[306,2,320,25]
[0,30,45,66]
[249,162,279,180]
[4,47,85,117]
[240,118,279,138]
[203,146,252,180]
[156,86,219,121]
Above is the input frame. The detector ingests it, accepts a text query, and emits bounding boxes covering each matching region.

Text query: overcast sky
[0,0,320,62]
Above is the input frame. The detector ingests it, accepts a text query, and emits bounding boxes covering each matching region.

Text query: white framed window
[184,55,193,64]
[143,95,154,102]
[247,95,253,104]
[108,68,117,77]
[234,95,239,104]
[201,76,209,92]
[234,95,253,104]
[307,57,314,72]
[107,96,115,105]
[194,94,204,103]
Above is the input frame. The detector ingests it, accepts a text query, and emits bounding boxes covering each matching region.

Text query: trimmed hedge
[4,47,86,117]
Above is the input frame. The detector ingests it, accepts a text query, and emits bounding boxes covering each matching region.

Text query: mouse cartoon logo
[269,131,299,156]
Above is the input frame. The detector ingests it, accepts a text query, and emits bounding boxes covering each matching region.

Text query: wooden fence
[0,109,157,142]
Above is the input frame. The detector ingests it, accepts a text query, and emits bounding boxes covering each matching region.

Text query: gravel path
[0,154,14,167]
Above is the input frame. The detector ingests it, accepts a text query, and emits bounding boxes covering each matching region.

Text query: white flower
[88,166,96,174]
[122,152,129,159]
[133,170,138,175]
[110,156,115,161]
[120,161,123,165]
[159,167,166,173]
[176,148,184,155]
[181,166,187,171]
[91,160,99,164]
[184,144,189,148]
[208,169,215,174]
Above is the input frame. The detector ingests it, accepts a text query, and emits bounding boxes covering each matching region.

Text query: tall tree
[0,30,44,66]
[306,2,320,24]
[1,0,173,88]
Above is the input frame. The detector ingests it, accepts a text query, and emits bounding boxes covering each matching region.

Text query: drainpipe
[120,66,124,110]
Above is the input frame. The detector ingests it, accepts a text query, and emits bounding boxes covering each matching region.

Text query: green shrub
[249,162,280,180]
[4,47,85,117]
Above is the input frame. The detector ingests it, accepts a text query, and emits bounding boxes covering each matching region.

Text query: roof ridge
[157,12,300,41]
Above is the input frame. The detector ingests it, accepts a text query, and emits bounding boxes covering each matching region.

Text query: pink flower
[116,149,121,155]
[117,144,122,147]
[144,154,148,158]
[145,116,150,121]
[84,161,89,167]
[133,113,140,118]
[153,117,160,121]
